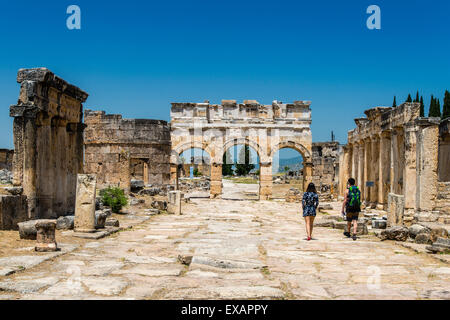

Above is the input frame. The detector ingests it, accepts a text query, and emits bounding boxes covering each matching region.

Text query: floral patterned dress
[302,192,319,217]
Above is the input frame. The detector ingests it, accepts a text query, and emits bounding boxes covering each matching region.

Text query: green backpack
[346,186,361,211]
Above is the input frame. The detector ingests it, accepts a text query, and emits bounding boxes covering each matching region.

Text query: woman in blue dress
[302,183,319,241]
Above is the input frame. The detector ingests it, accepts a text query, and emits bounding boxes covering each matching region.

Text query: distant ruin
[84,110,171,192]
[0,149,14,171]
[170,100,313,199]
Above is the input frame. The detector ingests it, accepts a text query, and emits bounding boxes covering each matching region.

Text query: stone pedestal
[168,190,183,215]
[210,164,222,199]
[387,193,405,227]
[35,220,58,252]
[259,163,272,200]
[74,174,97,233]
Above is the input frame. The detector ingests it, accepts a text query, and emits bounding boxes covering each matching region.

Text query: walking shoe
[352,234,357,241]
[343,232,350,237]
[307,237,311,241]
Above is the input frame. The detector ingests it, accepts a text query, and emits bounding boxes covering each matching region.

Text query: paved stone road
[0,198,449,300]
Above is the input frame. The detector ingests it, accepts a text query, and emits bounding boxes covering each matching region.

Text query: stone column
[67,123,78,214]
[357,142,365,204]
[74,174,97,233]
[143,161,149,185]
[378,131,391,209]
[259,162,273,200]
[303,162,314,192]
[352,142,358,181]
[23,116,38,219]
[415,119,440,212]
[36,116,54,219]
[210,163,222,199]
[170,164,179,189]
[370,136,379,207]
[403,123,417,210]
[391,128,405,195]
[12,117,24,187]
[363,139,371,203]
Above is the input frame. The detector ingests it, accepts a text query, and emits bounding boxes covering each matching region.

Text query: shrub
[100,187,128,213]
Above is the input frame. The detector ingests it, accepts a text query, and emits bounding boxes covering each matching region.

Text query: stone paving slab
[0,194,448,300]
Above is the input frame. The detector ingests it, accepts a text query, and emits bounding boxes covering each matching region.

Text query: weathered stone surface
[151,200,167,211]
[1,187,23,196]
[18,220,38,240]
[426,237,450,253]
[387,193,405,227]
[379,226,409,241]
[10,68,88,219]
[56,215,74,230]
[408,224,430,239]
[167,191,183,215]
[105,218,120,227]
[74,174,97,233]
[84,110,171,193]
[95,211,108,229]
[0,277,59,294]
[415,233,432,244]
[0,169,13,184]
[35,220,58,252]
[0,194,28,230]
[372,219,387,229]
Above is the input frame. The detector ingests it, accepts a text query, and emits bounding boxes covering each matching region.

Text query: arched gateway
[170,100,313,199]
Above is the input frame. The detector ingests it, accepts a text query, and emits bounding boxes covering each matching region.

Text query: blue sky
[0,0,449,151]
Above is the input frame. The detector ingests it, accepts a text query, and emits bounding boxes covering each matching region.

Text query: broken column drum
[74,174,97,233]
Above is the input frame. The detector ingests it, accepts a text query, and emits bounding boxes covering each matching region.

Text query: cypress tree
[392,96,397,108]
[420,96,424,117]
[406,94,412,103]
[415,91,419,103]
[443,90,450,120]
[428,95,435,117]
[436,98,441,118]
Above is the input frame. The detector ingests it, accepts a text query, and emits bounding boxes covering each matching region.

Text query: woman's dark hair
[348,178,356,186]
[306,183,317,193]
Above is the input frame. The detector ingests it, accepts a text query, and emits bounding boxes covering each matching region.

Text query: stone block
[379,226,409,242]
[35,220,58,252]
[426,237,450,253]
[408,224,430,239]
[105,218,119,227]
[167,191,183,215]
[0,195,28,230]
[415,233,432,244]
[74,174,97,233]
[387,193,405,227]
[95,211,108,229]
[372,219,387,229]
[56,215,74,230]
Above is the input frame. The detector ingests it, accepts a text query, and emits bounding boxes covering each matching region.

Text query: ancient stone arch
[170,100,313,199]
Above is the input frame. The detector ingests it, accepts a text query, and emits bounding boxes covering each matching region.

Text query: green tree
[443,90,450,120]
[222,151,234,176]
[420,96,424,117]
[436,98,442,118]
[100,187,128,213]
[235,145,255,176]
[392,96,397,108]
[406,94,412,103]
[428,95,435,117]
[414,91,419,103]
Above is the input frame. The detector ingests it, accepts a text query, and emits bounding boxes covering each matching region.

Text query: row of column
[13,111,84,219]
[342,120,440,212]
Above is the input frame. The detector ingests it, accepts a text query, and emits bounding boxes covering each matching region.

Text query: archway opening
[222,144,260,200]
[271,147,304,198]
[178,148,211,197]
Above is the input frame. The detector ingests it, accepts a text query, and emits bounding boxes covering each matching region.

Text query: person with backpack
[302,182,319,241]
[341,178,361,241]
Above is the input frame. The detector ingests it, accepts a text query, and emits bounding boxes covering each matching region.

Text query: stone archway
[170,100,312,200]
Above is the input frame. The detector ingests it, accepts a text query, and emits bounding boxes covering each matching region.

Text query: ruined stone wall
[311,142,340,199]
[10,68,88,219]
[438,119,450,182]
[84,110,171,192]
[0,149,14,171]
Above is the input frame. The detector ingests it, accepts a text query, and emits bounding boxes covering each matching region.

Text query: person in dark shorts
[302,182,319,241]
[341,178,361,241]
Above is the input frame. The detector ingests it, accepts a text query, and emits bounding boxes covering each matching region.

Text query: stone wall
[0,149,14,171]
[84,110,171,192]
[10,68,88,219]
[311,142,340,199]
[435,182,450,223]
[438,118,450,182]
